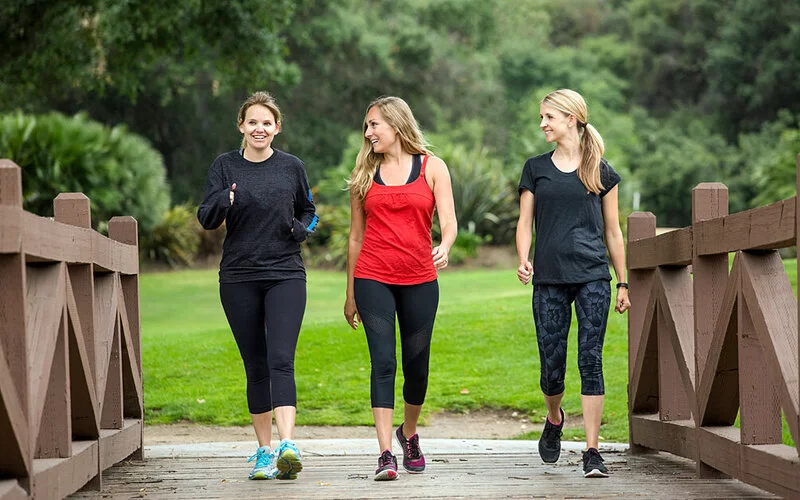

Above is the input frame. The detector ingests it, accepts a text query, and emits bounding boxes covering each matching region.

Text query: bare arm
[602,186,630,313]
[515,190,534,285]
[344,189,366,329]
[426,156,458,269]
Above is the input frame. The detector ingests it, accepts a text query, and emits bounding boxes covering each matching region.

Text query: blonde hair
[348,96,432,200]
[541,89,605,194]
[237,91,282,149]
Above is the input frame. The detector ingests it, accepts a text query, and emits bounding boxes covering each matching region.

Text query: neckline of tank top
[374,154,423,186]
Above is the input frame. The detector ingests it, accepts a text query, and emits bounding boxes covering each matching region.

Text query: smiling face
[539,103,574,144]
[238,104,280,153]
[363,106,398,154]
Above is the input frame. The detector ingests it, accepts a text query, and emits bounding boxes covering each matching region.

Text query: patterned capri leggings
[532,280,611,396]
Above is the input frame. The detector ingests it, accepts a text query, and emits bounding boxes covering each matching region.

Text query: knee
[242,359,269,382]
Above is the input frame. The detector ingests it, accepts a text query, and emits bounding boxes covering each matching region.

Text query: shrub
[0,111,170,232]
[434,142,518,244]
[303,203,350,270]
[140,204,201,268]
[448,230,484,265]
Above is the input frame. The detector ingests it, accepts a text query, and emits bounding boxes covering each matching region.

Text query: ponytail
[579,123,604,195]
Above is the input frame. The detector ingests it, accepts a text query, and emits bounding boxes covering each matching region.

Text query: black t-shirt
[518,151,621,285]
[197,149,317,283]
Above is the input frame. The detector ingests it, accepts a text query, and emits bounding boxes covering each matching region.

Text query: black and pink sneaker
[374,449,398,481]
[395,423,426,473]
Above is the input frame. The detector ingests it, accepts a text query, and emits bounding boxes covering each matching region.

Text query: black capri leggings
[219,278,306,414]
[354,278,439,409]
[532,280,611,397]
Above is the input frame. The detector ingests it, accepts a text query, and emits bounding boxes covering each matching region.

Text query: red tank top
[354,155,437,285]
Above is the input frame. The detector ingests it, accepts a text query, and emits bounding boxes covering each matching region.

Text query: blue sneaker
[276,439,303,480]
[247,446,277,480]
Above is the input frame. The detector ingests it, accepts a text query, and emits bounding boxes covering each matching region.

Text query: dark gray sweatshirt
[197,149,318,283]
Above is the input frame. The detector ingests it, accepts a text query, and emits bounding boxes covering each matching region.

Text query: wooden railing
[0,159,143,499]
[627,154,800,498]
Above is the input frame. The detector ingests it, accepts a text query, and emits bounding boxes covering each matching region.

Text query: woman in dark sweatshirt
[197,91,317,482]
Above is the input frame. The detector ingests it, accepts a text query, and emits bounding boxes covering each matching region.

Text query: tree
[1,0,301,108]
[704,0,800,138]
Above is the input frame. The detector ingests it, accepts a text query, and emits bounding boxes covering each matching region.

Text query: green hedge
[0,111,170,232]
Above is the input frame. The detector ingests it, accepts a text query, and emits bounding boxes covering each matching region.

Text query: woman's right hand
[517,261,533,285]
[229,183,236,206]
[344,297,360,330]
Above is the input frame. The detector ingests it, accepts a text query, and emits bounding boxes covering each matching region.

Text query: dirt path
[144,409,587,445]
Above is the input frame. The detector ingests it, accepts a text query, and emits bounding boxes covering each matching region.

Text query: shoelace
[379,451,394,468]
[406,435,422,459]
[584,449,603,466]
[542,425,562,439]
[248,449,269,465]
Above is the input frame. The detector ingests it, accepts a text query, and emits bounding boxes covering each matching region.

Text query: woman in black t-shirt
[515,88,629,479]
[197,91,317,482]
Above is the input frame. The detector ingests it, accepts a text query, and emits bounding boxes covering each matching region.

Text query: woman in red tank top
[344,96,457,481]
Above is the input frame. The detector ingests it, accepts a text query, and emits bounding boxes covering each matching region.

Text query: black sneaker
[538,408,564,463]
[374,449,398,481]
[395,423,426,473]
[582,447,609,478]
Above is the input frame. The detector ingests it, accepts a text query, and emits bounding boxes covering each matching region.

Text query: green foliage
[618,0,722,111]
[431,138,518,243]
[633,115,739,227]
[0,111,170,232]
[140,204,201,268]
[303,203,351,270]
[704,0,800,137]
[739,111,800,206]
[1,0,301,109]
[448,230,484,264]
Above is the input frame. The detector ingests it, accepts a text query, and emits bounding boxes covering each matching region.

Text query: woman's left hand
[432,245,449,270]
[615,287,630,313]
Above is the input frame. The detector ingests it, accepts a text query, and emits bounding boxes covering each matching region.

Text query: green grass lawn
[141,259,797,446]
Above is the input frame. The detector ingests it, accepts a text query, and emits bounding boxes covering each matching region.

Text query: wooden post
[692,182,729,478]
[0,159,31,487]
[627,212,656,454]
[0,159,22,206]
[108,216,143,460]
[53,193,101,491]
[796,152,800,442]
[54,193,99,441]
[0,162,27,409]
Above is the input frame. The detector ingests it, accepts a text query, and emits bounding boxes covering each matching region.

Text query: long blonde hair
[541,89,605,194]
[348,96,432,200]
[237,91,282,149]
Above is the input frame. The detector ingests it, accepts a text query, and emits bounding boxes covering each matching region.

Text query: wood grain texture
[67,452,778,499]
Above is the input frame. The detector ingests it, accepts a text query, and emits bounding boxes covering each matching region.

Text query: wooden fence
[627,154,800,498]
[0,159,143,499]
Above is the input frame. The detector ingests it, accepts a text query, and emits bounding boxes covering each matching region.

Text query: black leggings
[354,278,439,409]
[532,280,611,397]
[219,279,306,413]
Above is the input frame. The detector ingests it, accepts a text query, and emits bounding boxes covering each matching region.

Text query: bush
[448,230,484,265]
[433,142,518,244]
[140,204,201,268]
[303,203,350,270]
[0,111,170,232]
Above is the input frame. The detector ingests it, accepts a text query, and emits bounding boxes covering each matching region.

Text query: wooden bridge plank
[630,414,695,458]
[67,452,777,499]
